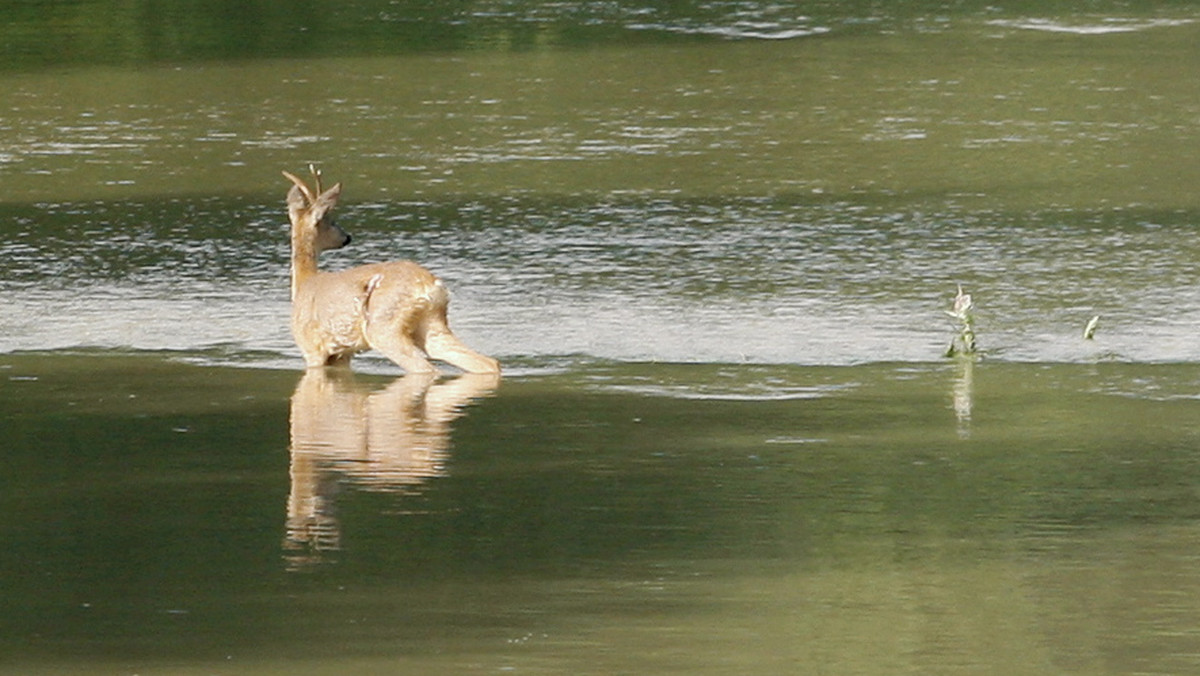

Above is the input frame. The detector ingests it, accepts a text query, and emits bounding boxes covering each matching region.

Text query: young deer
[284,167,500,374]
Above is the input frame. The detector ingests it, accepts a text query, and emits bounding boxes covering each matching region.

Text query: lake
[3,1,1200,673]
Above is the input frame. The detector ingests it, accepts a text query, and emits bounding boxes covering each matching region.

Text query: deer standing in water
[283,167,500,374]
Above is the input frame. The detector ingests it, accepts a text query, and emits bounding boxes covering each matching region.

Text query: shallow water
[2,11,1199,365]
[5,355,1200,674]
[3,1,1200,673]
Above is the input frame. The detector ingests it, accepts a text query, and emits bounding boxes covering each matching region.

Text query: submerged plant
[944,284,978,358]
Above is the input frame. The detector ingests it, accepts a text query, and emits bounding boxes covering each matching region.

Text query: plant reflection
[284,369,499,569]
[953,357,974,439]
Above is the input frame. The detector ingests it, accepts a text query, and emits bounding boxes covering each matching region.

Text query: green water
[5,354,1200,673]
[3,4,1200,363]
[4,1,1200,673]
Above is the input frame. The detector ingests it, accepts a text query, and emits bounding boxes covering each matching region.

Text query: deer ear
[286,184,309,213]
[310,182,342,220]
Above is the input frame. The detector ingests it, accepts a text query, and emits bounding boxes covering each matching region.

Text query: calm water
[6,355,1200,674]
[3,1,1200,673]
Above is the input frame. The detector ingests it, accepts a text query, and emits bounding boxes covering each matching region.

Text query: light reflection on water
[3,197,1198,366]
[2,17,1198,367]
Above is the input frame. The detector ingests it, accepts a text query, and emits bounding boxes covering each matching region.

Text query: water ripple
[5,196,1197,366]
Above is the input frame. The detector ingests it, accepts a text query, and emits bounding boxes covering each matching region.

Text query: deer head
[283,166,350,300]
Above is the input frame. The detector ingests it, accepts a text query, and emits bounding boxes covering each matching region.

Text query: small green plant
[944,284,977,358]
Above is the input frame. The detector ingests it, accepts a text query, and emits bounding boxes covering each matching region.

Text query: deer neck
[290,229,319,301]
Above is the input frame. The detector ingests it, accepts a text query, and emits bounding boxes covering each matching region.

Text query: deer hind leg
[422,315,501,374]
[419,284,500,374]
[363,312,438,375]
[367,331,438,374]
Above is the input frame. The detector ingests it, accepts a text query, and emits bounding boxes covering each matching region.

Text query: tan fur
[283,168,500,373]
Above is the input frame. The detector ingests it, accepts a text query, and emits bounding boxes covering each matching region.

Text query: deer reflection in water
[284,368,498,568]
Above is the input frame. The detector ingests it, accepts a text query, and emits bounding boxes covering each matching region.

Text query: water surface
[5,355,1200,674]
[2,10,1199,365]
[3,1,1200,673]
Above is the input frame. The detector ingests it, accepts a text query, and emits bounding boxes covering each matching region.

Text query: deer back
[292,260,446,361]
